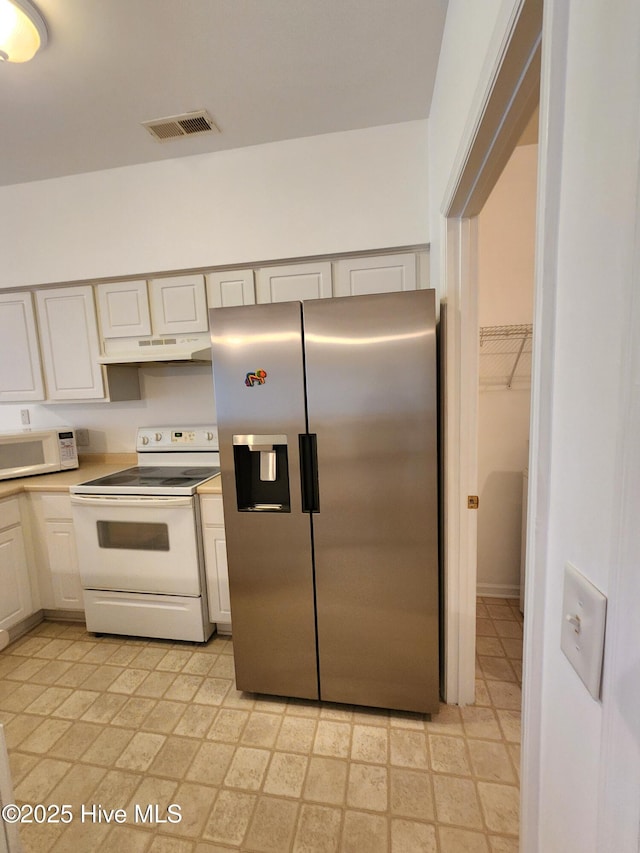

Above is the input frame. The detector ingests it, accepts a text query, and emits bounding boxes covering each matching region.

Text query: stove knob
[141,436,150,446]
[154,432,163,442]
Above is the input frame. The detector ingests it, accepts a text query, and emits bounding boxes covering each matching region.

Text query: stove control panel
[171,431,196,444]
[136,426,219,452]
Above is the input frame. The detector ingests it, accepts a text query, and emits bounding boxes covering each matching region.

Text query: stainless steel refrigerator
[210,289,439,713]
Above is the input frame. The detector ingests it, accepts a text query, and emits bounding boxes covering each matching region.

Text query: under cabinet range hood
[98,334,212,366]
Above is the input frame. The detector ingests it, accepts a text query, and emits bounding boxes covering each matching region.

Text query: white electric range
[70,426,221,642]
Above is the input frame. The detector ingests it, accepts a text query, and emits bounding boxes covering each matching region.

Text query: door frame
[441,0,542,706]
[440,1,640,849]
[0,724,20,852]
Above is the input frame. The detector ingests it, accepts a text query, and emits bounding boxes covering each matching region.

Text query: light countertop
[0,454,222,499]
[0,454,137,499]
[196,476,223,495]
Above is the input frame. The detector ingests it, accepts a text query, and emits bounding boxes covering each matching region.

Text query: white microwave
[0,428,78,481]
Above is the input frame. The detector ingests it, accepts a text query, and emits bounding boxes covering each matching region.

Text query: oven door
[70,494,201,595]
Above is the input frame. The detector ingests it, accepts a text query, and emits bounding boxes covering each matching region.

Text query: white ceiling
[0,0,448,187]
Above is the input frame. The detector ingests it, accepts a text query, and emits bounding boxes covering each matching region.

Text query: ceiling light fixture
[0,0,47,63]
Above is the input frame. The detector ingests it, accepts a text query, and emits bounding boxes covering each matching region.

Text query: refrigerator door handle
[299,434,320,513]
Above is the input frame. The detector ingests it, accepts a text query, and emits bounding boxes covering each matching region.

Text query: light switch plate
[561,562,607,699]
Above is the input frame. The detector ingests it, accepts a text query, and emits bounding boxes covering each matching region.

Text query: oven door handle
[70,495,194,509]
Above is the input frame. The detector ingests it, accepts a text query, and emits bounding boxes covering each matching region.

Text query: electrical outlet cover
[560,562,607,699]
[76,428,90,447]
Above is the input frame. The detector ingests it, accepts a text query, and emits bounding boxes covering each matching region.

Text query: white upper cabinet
[334,253,417,297]
[206,270,256,309]
[256,262,333,304]
[97,280,151,338]
[36,285,105,400]
[0,292,45,402]
[150,275,208,334]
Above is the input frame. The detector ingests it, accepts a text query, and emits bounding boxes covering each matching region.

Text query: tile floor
[0,597,522,852]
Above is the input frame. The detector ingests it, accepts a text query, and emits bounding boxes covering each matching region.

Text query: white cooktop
[71,425,221,496]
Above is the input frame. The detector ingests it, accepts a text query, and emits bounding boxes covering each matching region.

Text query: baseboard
[477,582,520,600]
[216,622,232,636]
[8,610,44,643]
[42,609,87,624]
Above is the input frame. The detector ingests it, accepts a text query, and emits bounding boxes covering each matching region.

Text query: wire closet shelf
[479,324,533,389]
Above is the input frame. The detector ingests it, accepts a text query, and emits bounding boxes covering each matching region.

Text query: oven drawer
[83,589,210,642]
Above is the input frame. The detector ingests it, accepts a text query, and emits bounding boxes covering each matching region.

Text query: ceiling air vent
[142,110,220,143]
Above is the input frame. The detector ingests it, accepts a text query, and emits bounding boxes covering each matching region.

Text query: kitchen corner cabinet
[200,495,231,625]
[206,270,256,309]
[334,253,417,297]
[256,262,332,304]
[29,493,83,612]
[0,292,45,402]
[149,275,208,334]
[0,497,32,631]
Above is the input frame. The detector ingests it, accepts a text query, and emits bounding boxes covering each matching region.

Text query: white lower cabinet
[29,493,83,612]
[20,488,226,624]
[200,495,231,626]
[45,520,82,610]
[0,498,32,631]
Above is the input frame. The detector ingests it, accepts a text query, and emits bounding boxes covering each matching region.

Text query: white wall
[0,121,429,448]
[0,366,217,452]
[477,390,530,596]
[478,145,537,328]
[477,144,537,596]
[427,0,525,705]
[429,0,640,848]
[525,0,640,849]
[428,0,519,297]
[0,121,428,289]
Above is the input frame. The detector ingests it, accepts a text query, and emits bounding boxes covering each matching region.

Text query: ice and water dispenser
[233,434,291,512]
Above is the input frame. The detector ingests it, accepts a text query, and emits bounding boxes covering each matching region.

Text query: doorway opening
[441,0,542,708]
[471,118,539,721]
[476,115,538,616]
